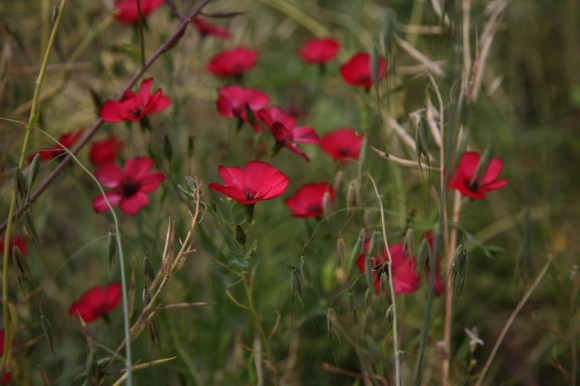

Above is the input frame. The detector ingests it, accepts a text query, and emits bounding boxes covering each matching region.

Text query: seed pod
[333,170,345,193]
[347,291,357,322]
[451,243,468,300]
[322,191,332,216]
[299,255,313,290]
[347,179,360,209]
[143,255,155,282]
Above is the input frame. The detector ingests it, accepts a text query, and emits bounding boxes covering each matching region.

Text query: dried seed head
[347,179,360,208]
[322,191,332,216]
[333,169,345,193]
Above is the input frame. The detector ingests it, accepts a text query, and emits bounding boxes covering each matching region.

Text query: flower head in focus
[448,151,508,199]
[357,243,420,295]
[216,85,270,132]
[209,161,289,205]
[193,17,231,39]
[90,136,124,166]
[206,46,258,77]
[92,157,165,215]
[29,129,84,162]
[100,78,171,123]
[114,0,165,24]
[258,107,319,161]
[320,128,363,163]
[299,38,340,64]
[285,183,335,218]
[340,52,388,89]
[69,283,122,323]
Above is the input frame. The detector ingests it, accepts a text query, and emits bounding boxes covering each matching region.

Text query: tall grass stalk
[1,0,69,370]
[368,173,401,386]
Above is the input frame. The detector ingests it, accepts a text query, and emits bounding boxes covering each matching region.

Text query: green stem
[2,0,69,369]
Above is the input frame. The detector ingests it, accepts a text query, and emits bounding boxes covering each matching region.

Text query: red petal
[120,191,150,215]
[217,165,245,190]
[124,157,154,180]
[92,191,123,213]
[138,78,154,106]
[100,100,124,122]
[482,158,503,184]
[140,171,166,193]
[95,163,124,188]
[208,183,247,203]
[292,126,320,144]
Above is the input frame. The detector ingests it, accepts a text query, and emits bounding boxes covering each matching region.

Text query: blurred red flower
[69,283,122,323]
[1,371,9,385]
[320,128,363,163]
[216,85,270,132]
[285,183,335,218]
[92,157,165,215]
[299,38,340,64]
[357,243,420,295]
[257,107,319,161]
[193,17,231,39]
[209,161,289,205]
[90,136,124,166]
[113,0,164,24]
[449,151,508,199]
[206,46,258,77]
[28,129,84,162]
[100,78,171,123]
[340,52,388,88]
[0,236,27,256]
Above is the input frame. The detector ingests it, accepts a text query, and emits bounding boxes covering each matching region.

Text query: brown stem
[0,0,211,235]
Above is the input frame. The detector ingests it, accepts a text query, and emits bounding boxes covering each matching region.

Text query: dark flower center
[338,148,351,157]
[244,190,258,200]
[467,178,481,191]
[122,180,140,198]
[308,204,322,214]
[358,74,371,83]
[130,106,143,118]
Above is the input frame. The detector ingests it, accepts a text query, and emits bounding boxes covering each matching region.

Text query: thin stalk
[368,173,401,386]
[136,0,146,68]
[442,190,462,385]
[1,0,69,369]
[474,254,554,386]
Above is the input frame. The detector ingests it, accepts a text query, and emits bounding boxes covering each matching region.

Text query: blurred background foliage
[0,0,578,385]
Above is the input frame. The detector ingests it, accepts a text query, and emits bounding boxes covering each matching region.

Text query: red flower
[100,78,171,123]
[209,161,289,205]
[92,157,165,215]
[90,136,124,166]
[1,370,10,385]
[257,107,319,161]
[357,243,420,295]
[299,37,340,64]
[320,128,363,163]
[0,236,27,256]
[216,85,270,132]
[206,46,258,77]
[285,183,335,218]
[448,151,508,199]
[193,17,231,39]
[28,129,84,162]
[113,0,165,24]
[69,283,122,323]
[0,329,5,357]
[340,52,388,88]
